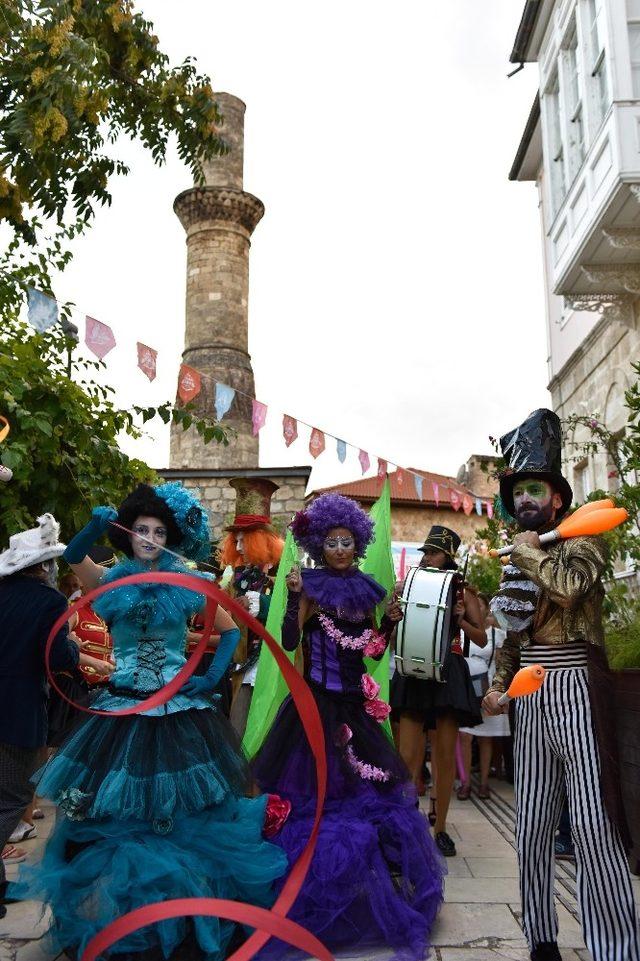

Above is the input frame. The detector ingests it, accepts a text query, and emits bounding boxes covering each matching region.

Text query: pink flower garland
[334,723,391,782]
[317,612,386,658]
[361,673,391,722]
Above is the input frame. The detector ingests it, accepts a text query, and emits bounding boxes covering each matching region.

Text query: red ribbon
[46,574,330,961]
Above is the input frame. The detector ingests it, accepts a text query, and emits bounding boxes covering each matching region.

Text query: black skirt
[390,652,481,729]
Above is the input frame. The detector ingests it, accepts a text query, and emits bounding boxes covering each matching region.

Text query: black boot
[530,943,562,961]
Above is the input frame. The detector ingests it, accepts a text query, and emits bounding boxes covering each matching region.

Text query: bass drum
[394,567,458,682]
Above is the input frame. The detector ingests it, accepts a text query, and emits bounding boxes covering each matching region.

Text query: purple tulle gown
[252,567,445,960]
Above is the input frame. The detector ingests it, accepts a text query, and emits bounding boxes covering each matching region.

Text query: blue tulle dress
[252,568,445,961]
[12,555,288,961]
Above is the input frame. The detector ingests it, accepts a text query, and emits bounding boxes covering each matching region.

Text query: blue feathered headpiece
[153,482,210,562]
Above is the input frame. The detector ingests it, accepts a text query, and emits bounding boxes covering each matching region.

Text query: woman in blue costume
[252,494,445,961]
[13,483,288,961]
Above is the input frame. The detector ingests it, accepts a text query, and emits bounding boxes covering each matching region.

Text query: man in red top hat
[218,479,284,737]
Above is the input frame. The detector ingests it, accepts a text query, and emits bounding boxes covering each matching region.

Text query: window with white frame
[545,71,567,216]
[627,0,640,98]
[561,21,586,175]
[586,0,609,130]
[573,457,592,502]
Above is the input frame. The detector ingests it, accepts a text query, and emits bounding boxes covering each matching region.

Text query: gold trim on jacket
[489,535,607,695]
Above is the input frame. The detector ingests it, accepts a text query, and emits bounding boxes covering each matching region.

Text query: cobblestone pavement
[1,779,638,961]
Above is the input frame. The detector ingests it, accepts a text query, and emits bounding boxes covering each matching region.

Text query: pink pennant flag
[85,316,116,359]
[487,501,494,519]
[137,342,157,381]
[309,428,325,459]
[282,414,298,447]
[396,468,405,488]
[252,399,268,435]
[177,364,201,404]
[377,458,387,480]
[462,494,474,516]
[432,481,440,506]
[450,489,462,511]
[359,450,370,475]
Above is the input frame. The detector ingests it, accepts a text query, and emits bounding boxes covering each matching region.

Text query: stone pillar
[170,93,264,469]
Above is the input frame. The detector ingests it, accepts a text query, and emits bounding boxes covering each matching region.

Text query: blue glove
[63,506,117,563]
[181,626,240,696]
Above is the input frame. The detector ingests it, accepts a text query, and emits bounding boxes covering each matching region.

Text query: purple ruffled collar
[301,567,386,619]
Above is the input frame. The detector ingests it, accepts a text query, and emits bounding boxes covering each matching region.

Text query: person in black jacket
[0,514,79,906]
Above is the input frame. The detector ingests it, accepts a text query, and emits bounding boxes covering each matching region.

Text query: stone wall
[549,313,640,494]
[161,472,309,542]
[390,504,490,547]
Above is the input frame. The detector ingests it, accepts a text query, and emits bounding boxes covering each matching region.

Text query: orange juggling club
[490,499,628,558]
[497,664,546,705]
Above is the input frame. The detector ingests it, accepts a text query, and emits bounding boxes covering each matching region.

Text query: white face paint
[235,532,245,557]
[130,515,168,563]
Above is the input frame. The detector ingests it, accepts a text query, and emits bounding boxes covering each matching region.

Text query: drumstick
[489,504,628,558]
[497,664,545,705]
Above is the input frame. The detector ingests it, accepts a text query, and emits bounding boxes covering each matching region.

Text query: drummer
[390,525,486,858]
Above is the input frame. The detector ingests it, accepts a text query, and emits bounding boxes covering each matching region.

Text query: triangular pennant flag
[462,494,474,516]
[359,450,370,475]
[396,468,404,487]
[475,497,482,516]
[309,427,325,459]
[178,364,201,403]
[414,474,424,500]
[487,501,494,520]
[432,481,440,506]
[27,287,59,332]
[282,414,298,447]
[377,458,387,480]
[336,439,347,463]
[450,489,462,511]
[85,316,116,359]
[137,342,157,381]
[252,399,268,435]
[215,383,235,421]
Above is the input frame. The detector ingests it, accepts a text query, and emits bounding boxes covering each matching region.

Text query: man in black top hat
[483,409,639,961]
[391,524,486,858]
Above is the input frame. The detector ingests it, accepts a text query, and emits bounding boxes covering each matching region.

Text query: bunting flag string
[20,283,495,516]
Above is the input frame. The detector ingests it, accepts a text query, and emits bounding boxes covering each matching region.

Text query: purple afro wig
[290,493,374,564]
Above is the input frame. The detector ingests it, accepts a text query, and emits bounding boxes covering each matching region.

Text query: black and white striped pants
[0,740,39,885]
[514,643,639,961]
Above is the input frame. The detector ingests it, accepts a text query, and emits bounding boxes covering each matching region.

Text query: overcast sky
[51,0,545,491]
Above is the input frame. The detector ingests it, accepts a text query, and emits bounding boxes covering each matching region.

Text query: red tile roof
[310,468,491,509]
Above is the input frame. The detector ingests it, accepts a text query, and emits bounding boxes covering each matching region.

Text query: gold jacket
[489,534,607,695]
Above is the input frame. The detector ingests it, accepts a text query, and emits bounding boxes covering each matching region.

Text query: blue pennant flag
[475,497,482,516]
[336,439,347,463]
[27,288,59,333]
[414,473,423,500]
[214,383,235,421]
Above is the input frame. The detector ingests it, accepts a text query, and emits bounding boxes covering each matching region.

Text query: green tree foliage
[565,362,640,668]
[0,317,227,541]
[0,0,227,309]
[465,551,504,599]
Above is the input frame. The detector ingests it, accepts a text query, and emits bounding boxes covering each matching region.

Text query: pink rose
[361,673,380,700]
[364,697,392,722]
[335,723,353,747]
[364,636,386,658]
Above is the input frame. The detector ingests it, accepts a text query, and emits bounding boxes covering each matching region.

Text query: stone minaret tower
[170,93,264,469]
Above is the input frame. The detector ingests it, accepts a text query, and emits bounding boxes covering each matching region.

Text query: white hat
[0,513,66,577]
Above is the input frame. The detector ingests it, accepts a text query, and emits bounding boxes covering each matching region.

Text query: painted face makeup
[323,527,356,571]
[235,532,245,556]
[512,479,556,531]
[130,516,168,563]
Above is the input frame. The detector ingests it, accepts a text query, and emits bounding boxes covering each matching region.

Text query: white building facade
[510,0,640,506]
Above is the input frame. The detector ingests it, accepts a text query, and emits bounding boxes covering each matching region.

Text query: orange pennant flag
[178,365,201,404]
[309,428,325,459]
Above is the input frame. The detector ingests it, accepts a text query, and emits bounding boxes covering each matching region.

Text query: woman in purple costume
[252,494,445,960]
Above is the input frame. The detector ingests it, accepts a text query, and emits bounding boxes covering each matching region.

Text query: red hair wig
[219,529,284,569]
